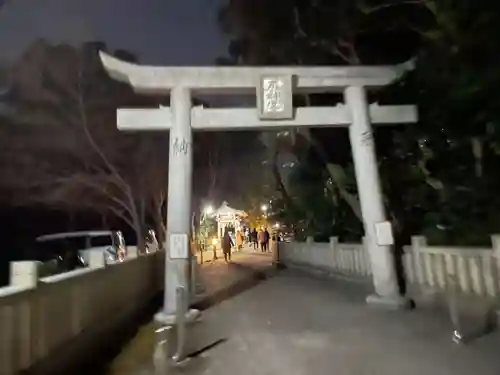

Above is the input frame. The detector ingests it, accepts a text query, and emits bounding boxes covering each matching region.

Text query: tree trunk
[471,137,483,178]
[139,197,146,230]
[126,191,144,252]
[299,94,363,223]
[67,208,75,231]
[153,203,166,247]
[271,151,296,210]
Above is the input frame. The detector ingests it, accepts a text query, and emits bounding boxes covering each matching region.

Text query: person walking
[250,228,258,251]
[245,227,250,243]
[222,228,234,263]
[236,230,244,251]
[262,228,270,252]
[257,228,264,252]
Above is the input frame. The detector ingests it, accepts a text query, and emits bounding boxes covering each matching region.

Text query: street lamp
[274,222,280,229]
[204,205,214,215]
[260,204,269,228]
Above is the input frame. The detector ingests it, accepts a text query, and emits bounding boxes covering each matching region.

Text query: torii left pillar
[155,86,200,326]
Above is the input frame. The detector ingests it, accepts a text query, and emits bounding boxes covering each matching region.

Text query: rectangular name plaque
[375,221,394,246]
[257,75,293,120]
[169,233,189,259]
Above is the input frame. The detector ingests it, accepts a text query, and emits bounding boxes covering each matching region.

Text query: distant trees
[0,40,169,247]
[0,39,272,247]
[218,0,500,245]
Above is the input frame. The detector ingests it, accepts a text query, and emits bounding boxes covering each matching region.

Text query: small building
[214,202,247,239]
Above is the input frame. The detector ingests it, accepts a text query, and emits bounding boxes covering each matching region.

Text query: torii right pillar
[345,86,411,309]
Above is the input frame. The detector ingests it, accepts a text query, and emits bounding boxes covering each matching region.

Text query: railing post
[491,235,500,327]
[88,251,106,269]
[306,236,314,244]
[329,237,338,271]
[402,245,415,285]
[271,239,281,268]
[362,236,371,275]
[491,235,500,290]
[127,246,139,259]
[10,261,39,288]
[411,236,427,286]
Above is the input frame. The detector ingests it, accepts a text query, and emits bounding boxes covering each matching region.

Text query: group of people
[220,226,271,263]
[250,227,270,252]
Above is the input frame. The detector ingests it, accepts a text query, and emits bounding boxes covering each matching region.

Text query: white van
[35,230,127,270]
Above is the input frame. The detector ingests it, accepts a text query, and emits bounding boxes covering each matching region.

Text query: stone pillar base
[154,309,202,326]
[153,309,203,369]
[366,294,414,310]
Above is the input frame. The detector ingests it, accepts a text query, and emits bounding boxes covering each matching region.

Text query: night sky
[0,0,228,65]
[0,0,262,208]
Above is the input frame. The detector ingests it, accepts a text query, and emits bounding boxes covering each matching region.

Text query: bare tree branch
[74,62,131,196]
[103,204,136,230]
[359,0,425,14]
[65,174,134,217]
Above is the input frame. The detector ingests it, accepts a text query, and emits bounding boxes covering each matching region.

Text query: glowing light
[261,204,268,212]
[204,205,214,215]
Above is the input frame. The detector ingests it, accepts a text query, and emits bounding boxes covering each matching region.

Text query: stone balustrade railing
[279,236,371,277]
[403,236,500,297]
[279,235,500,298]
[0,248,165,375]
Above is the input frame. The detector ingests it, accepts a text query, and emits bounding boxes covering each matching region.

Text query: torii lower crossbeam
[117,104,417,131]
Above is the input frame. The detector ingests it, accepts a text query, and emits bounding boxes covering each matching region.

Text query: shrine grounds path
[104,247,500,375]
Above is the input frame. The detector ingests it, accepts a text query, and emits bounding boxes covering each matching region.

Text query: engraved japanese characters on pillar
[172,136,190,156]
[257,75,293,120]
[361,129,374,147]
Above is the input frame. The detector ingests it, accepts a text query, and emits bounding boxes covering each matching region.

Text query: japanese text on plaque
[263,78,285,113]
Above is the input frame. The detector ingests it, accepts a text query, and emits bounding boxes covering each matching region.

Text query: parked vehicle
[281,233,294,243]
[33,230,127,273]
[145,229,159,253]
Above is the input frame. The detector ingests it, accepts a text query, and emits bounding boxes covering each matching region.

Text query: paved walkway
[196,243,270,264]
[106,251,274,374]
[186,272,500,375]
[107,255,500,375]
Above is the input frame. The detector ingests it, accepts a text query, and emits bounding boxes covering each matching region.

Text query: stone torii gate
[99,52,417,324]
